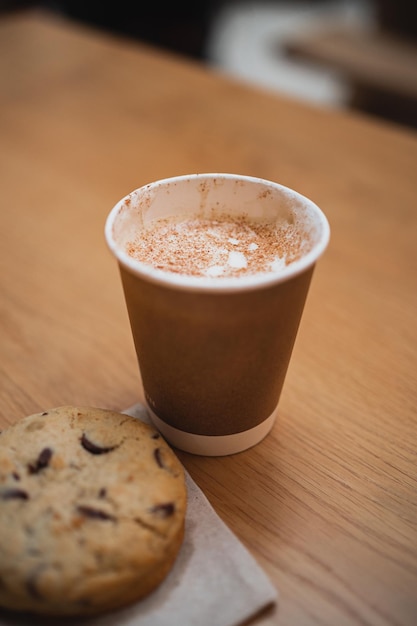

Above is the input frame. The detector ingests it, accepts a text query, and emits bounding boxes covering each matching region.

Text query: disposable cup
[105,173,330,455]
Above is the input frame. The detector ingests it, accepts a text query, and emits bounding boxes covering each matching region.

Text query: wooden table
[1,9,416,625]
[285,27,417,103]
[284,26,417,129]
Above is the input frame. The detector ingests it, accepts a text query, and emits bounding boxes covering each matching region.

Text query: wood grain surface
[0,9,416,625]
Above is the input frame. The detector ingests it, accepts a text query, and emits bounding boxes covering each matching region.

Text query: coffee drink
[105,173,330,455]
[125,214,310,279]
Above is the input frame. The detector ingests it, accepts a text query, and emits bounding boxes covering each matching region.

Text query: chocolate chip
[151,432,160,439]
[81,434,118,455]
[76,505,115,521]
[12,472,20,481]
[26,576,42,599]
[41,411,48,416]
[28,447,53,474]
[150,502,175,518]
[153,447,172,472]
[1,488,29,500]
[98,488,107,498]
[26,565,47,600]
[154,448,164,468]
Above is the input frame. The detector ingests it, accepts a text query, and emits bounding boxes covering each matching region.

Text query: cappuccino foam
[126,214,308,278]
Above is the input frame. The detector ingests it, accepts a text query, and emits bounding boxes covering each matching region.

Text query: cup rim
[105,173,330,293]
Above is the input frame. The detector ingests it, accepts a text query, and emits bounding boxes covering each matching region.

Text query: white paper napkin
[0,403,278,626]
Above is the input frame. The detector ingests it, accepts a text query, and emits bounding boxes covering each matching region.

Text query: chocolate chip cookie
[0,406,187,616]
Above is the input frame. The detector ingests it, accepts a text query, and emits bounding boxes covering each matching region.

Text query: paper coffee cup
[105,173,330,455]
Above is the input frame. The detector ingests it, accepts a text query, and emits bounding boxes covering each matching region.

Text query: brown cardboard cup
[105,173,330,455]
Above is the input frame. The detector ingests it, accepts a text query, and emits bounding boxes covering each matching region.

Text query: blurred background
[1,0,416,129]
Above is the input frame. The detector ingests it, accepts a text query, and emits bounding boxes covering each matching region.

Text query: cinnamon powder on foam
[126,215,307,278]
